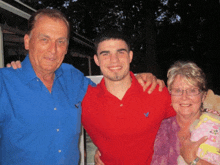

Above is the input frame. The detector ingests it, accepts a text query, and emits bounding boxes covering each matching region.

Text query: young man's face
[24,15,68,75]
[94,39,133,82]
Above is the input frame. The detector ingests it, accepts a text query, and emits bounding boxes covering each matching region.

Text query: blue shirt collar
[22,54,63,84]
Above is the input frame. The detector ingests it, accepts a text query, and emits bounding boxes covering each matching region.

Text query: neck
[104,75,132,100]
[176,111,201,129]
[36,71,55,93]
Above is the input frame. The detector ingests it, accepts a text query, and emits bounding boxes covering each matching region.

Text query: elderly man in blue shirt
[0,9,95,165]
[1,8,162,165]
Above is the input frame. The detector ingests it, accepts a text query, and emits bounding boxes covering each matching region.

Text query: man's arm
[135,73,165,93]
[94,149,105,165]
[7,61,165,93]
[6,61,21,69]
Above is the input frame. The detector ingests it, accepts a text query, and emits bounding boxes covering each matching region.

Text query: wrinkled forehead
[32,15,69,38]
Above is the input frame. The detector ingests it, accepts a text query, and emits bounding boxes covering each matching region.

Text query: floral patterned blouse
[151,116,180,165]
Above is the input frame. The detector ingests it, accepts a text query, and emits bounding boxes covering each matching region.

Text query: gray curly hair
[167,61,208,92]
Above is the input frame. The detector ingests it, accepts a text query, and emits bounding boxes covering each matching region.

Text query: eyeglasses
[170,88,202,96]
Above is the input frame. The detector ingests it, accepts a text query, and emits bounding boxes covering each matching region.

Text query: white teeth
[110,67,121,70]
[180,104,191,106]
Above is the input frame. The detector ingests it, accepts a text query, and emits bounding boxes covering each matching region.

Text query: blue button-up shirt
[0,55,94,165]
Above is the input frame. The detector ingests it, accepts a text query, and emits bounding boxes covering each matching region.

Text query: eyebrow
[38,34,68,40]
[57,37,68,40]
[117,48,128,52]
[99,48,128,55]
[38,34,50,38]
[99,51,110,55]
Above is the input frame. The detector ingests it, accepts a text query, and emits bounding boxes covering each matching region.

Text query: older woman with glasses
[151,61,218,165]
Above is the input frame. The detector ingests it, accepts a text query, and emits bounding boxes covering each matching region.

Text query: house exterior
[0,0,96,75]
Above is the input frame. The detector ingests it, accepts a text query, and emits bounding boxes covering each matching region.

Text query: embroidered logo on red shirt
[144,112,149,117]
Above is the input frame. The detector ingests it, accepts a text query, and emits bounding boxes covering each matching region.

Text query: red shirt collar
[98,71,143,97]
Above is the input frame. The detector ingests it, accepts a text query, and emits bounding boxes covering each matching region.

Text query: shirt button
[120,104,123,107]
[37,79,39,82]
[54,107,57,110]
[58,150,61,153]
[57,129,59,132]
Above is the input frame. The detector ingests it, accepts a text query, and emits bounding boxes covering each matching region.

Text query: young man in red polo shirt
[81,30,176,165]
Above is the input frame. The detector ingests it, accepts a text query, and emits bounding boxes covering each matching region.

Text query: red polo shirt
[82,72,176,165]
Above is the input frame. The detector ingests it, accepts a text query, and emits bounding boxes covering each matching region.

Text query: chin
[179,110,193,115]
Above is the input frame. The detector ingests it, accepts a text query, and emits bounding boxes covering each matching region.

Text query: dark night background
[1,0,220,94]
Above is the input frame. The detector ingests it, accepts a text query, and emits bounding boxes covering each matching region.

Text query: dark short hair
[27,8,70,39]
[94,29,131,53]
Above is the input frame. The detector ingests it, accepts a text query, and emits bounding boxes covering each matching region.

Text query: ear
[94,55,100,66]
[64,46,68,55]
[24,34,30,50]
[129,51,133,63]
[201,91,207,103]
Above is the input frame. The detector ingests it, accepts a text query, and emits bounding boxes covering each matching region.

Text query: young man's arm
[6,61,21,69]
[7,61,165,93]
[94,149,105,165]
[135,73,165,93]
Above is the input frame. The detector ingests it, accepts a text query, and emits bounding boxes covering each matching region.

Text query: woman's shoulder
[161,116,177,126]
[158,116,180,135]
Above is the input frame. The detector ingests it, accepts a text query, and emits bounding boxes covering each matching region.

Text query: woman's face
[171,75,206,119]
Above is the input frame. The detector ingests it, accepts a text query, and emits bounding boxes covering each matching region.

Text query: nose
[181,90,188,100]
[110,52,119,62]
[48,41,56,54]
